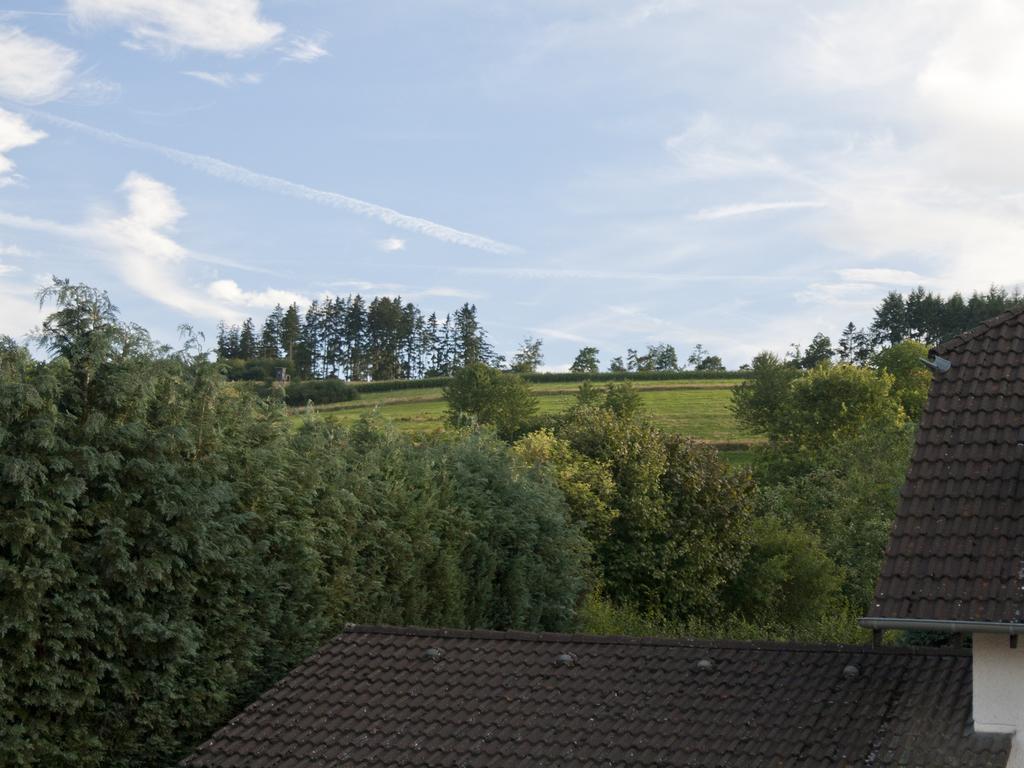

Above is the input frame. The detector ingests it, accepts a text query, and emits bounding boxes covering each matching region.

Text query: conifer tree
[238,317,257,359]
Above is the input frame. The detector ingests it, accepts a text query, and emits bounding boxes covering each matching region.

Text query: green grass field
[292,379,762,463]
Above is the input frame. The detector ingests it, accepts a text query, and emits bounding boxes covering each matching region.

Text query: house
[861,305,1024,765]
[183,307,1024,767]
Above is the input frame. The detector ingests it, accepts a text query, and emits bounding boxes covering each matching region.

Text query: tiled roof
[868,305,1024,625]
[182,625,1009,767]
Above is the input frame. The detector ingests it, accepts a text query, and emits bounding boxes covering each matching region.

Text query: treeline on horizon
[214,297,728,382]
[215,284,1023,384]
[797,284,1024,368]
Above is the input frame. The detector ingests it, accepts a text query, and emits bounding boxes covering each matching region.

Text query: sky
[1,0,1023,369]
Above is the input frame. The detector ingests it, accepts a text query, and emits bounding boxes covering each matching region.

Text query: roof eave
[860,616,1024,634]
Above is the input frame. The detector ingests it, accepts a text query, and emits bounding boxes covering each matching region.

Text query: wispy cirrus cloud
[279,34,328,63]
[836,268,926,285]
[68,0,283,55]
[182,70,262,87]
[690,200,825,221]
[457,266,782,282]
[30,110,521,254]
[329,279,479,300]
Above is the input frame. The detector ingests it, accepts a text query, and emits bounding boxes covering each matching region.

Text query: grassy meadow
[292,378,761,464]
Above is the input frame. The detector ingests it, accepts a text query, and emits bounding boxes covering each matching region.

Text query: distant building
[183,308,1024,767]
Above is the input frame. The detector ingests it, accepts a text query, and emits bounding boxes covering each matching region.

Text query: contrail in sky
[27,110,520,255]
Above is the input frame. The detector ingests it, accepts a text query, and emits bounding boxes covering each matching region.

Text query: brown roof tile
[868,304,1024,625]
[182,625,1008,767]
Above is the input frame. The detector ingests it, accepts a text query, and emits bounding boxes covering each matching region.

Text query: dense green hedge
[279,378,359,406]
[520,370,752,383]
[0,284,588,768]
[239,369,752,405]
[351,376,453,393]
[349,369,752,395]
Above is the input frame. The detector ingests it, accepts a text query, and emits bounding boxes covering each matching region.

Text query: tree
[343,295,367,380]
[695,355,725,372]
[608,355,626,373]
[872,339,931,421]
[280,303,302,360]
[443,363,538,440]
[555,402,754,621]
[216,321,240,360]
[687,344,709,369]
[452,303,493,368]
[800,333,833,369]
[296,299,323,378]
[625,347,647,372]
[513,429,617,546]
[649,343,679,371]
[238,317,257,359]
[724,516,841,627]
[689,344,725,372]
[2,280,589,767]
[5,281,324,768]
[569,346,600,374]
[510,337,544,373]
[260,304,284,358]
[754,415,914,608]
[735,361,906,481]
[871,291,908,346]
[731,352,801,440]
[837,322,857,363]
[603,381,643,419]
[365,296,406,381]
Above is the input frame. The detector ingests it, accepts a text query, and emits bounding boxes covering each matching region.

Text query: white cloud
[68,0,283,55]
[532,326,588,343]
[0,25,78,103]
[665,114,793,180]
[0,108,45,186]
[690,201,825,221]
[0,172,307,321]
[458,266,782,283]
[376,237,406,252]
[329,278,478,300]
[279,34,328,63]
[182,70,262,87]
[836,268,926,286]
[32,110,521,254]
[0,274,44,338]
[207,278,306,308]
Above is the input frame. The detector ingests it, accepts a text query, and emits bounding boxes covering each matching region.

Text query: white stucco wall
[974,633,1024,767]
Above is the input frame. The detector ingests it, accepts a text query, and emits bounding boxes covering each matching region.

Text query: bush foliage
[0,281,588,768]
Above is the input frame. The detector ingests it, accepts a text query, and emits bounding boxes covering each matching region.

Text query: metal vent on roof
[920,355,952,373]
[696,658,715,672]
[843,664,860,680]
[423,647,444,662]
[555,652,578,668]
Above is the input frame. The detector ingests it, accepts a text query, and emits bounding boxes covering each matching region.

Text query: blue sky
[1,1,1023,369]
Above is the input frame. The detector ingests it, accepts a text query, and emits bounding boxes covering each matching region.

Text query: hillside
[295,378,760,463]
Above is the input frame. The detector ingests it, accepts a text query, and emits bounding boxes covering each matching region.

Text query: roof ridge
[339,623,970,657]
[933,302,1024,354]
